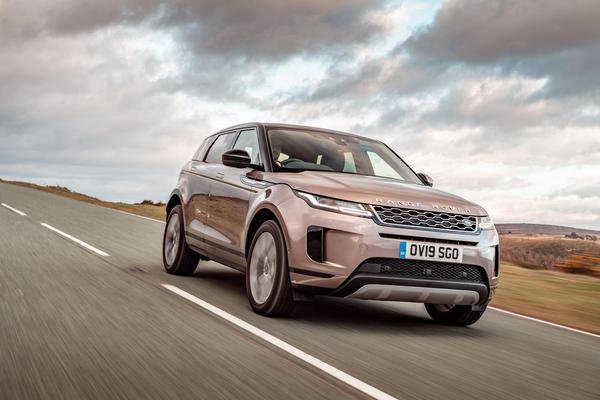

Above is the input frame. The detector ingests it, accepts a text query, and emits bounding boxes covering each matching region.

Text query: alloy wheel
[164,213,180,266]
[249,231,277,304]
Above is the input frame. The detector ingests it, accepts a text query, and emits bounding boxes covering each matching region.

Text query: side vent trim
[307,226,325,263]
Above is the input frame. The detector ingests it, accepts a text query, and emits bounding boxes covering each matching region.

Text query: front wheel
[246,220,295,317]
[163,205,200,276]
[425,303,486,326]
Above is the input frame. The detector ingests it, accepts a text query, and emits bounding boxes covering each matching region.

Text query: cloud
[1,0,387,60]
[520,44,600,98]
[403,0,600,63]
[0,1,599,229]
[0,29,212,201]
[552,185,600,200]
[307,55,446,104]
[294,0,600,116]
[401,0,600,98]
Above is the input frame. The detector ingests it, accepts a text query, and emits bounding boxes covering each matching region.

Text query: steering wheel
[281,158,303,166]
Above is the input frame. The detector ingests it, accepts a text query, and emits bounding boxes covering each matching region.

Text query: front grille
[372,205,478,232]
[357,258,486,284]
[378,233,478,246]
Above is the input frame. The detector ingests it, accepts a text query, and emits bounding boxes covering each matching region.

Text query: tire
[425,303,486,326]
[162,205,200,276]
[246,220,295,317]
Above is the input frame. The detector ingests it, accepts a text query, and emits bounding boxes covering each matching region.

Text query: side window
[343,152,357,172]
[232,129,261,164]
[204,132,236,164]
[367,151,403,179]
[192,137,212,161]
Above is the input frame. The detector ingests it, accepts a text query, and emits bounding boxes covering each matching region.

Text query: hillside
[496,223,600,236]
[0,179,166,220]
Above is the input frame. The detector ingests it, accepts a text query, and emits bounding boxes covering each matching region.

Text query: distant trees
[136,200,166,206]
[565,232,597,241]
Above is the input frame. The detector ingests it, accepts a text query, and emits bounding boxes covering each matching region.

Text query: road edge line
[113,209,164,223]
[161,283,398,400]
[489,307,599,339]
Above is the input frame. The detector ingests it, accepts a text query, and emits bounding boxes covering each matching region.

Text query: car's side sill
[185,230,246,271]
[186,230,244,258]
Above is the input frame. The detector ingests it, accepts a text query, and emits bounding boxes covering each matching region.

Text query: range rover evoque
[163,123,499,325]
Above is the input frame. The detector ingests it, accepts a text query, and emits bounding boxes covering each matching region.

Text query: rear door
[205,128,263,270]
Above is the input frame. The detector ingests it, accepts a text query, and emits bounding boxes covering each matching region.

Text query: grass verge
[0,179,166,221]
[492,263,600,334]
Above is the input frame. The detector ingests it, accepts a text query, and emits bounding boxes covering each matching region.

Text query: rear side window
[232,129,261,164]
[192,138,212,161]
[204,132,236,164]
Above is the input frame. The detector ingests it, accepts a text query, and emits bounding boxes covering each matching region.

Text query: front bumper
[279,194,499,304]
[333,276,488,305]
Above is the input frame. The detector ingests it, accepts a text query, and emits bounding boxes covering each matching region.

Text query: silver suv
[163,123,499,325]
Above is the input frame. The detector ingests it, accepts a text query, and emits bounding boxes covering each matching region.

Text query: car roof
[213,122,375,142]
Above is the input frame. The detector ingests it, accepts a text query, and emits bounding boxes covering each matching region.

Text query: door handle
[216,173,225,179]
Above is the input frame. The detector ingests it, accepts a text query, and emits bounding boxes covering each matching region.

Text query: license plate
[399,241,463,263]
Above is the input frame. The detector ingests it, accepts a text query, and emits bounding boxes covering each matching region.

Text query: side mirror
[417,172,433,187]
[222,149,256,169]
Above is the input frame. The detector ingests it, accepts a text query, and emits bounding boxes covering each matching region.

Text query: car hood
[260,171,487,216]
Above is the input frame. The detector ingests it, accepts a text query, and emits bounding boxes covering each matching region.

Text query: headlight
[479,215,495,230]
[295,192,373,218]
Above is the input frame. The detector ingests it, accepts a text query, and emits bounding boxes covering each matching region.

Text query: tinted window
[204,132,236,164]
[267,129,421,184]
[343,152,357,173]
[232,129,261,164]
[367,151,403,179]
[192,137,212,161]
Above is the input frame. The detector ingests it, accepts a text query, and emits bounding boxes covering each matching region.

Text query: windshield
[267,129,422,184]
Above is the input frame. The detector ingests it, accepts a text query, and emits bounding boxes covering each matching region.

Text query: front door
[206,128,262,269]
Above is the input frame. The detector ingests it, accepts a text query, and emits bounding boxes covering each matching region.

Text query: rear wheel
[425,303,486,326]
[246,220,294,316]
[163,205,200,275]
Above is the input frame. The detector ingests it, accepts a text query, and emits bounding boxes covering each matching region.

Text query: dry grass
[1,179,166,221]
[492,263,600,334]
[555,252,600,277]
[500,234,600,276]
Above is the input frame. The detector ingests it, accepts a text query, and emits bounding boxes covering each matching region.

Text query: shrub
[555,252,600,277]
[500,235,600,277]
[136,200,166,206]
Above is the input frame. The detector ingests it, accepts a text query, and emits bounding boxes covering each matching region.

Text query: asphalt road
[1,181,598,400]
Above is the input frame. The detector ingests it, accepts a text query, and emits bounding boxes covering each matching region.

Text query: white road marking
[490,307,600,339]
[1,203,27,216]
[161,284,398,400]
[114,209,164,223]
[40,223,110,257]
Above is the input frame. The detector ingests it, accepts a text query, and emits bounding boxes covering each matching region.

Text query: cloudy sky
[1,0,599,229]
